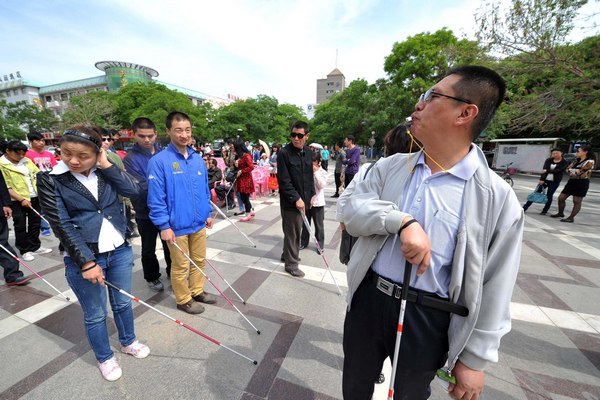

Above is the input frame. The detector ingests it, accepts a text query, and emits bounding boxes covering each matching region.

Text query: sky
[1,0,599,112]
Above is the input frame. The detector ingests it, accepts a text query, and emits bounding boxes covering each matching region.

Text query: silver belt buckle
[376,276,394,296]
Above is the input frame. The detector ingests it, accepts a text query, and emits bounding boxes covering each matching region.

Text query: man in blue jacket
[147,112,215,314]
[123,117,172,292]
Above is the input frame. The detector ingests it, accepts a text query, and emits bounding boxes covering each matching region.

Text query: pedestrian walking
[277,121,315,277]
[331,142,345,198]
[233,139,255,222]
[522,148,569,215]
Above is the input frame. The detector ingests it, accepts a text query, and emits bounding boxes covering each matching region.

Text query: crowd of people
[0,65,596,398]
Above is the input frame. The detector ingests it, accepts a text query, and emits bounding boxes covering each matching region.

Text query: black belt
[370,271,469,317]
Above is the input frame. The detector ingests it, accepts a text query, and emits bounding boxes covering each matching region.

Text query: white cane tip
[253,360,258,365]
[257,330,261,335]
[66,297,71,301]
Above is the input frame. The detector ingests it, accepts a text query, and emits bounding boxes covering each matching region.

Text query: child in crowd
[309,151,327,253]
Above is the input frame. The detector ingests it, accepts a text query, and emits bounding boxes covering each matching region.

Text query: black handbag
[225,169,237,183]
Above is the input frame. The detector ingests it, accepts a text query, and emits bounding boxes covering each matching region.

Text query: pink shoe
[250,211,256,217]
[121,340,150,359]
[98,356,122,381]
[240,215,253,222]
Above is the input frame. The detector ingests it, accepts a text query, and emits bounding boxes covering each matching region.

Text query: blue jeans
[65,244,136,363]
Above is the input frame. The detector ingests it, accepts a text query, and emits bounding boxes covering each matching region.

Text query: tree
[61,91,119,129]
[210,95,304,144]
[477,1,600,141]
[384,28,488,96]
[0,100,58,139]
[112,82,214,143]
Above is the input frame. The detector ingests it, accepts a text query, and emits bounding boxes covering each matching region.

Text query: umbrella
[309,143,323,150]
[258,139,270,158]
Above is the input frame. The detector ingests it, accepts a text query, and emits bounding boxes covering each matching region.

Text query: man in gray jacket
[340,66,524,399]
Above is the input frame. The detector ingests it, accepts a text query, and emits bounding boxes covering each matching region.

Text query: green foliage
[0,100,58,139]
[210,95,304,144]
[61,91,118,129]
[114,82,213,140]
[384,28,487,96]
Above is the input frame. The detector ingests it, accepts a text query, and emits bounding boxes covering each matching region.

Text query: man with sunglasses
[123,117,172,292]
[276,121,315,277]
[340,66,524,399]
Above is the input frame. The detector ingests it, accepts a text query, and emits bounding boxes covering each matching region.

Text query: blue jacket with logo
[147,143,211,237]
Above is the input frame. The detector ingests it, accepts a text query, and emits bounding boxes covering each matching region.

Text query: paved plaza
[0,171,599,399]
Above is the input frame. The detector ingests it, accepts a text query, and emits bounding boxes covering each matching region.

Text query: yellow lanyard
[405,127,449,174]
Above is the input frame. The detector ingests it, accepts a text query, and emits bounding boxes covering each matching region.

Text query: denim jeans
[65,244,136,363]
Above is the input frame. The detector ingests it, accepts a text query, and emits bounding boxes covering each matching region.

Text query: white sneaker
[22,252,35,261]
[98,356,122,381]
[33,247,52,255]
[121,340,150,359]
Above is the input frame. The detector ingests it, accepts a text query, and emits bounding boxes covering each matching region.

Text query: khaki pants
[167,229,207,305]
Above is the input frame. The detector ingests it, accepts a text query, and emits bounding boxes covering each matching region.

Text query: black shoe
[299,244,307,250]
[234,211,246,216]
[192,292,217,304]
[560,217,574,223]
[7,276,33,286]
[331,193,339,198]
[550,213,564,218]
[540,211,547,215]
[286,268,305,278]
[228,204,236,210]
[316,248,323,255]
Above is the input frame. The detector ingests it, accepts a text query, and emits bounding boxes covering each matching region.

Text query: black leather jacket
[37,165,140,268]
[276,143,315,211]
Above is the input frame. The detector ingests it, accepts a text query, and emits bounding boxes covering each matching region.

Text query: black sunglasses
[290,132,305,139]
[101,137,113,142]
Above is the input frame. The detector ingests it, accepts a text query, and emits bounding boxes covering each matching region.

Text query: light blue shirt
[372,146,480,298]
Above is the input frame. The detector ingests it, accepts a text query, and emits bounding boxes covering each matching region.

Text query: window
[326,90,334,94]
[45,95,52,102]
[60,93,68,101]
[327,82,334,86]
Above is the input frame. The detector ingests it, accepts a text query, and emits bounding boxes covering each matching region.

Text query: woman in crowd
[0,140,51,261]
[37,125,149,382]
[309,151,327,253]
[523,148,569,215]
[268,144,280,196]
[233,139,255,221]
[551,144,595,223]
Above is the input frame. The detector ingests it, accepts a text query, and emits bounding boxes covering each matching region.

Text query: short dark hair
[210,159,218,167]
[166,111,192,129]
[27,132,43,141]
[291,121,310,134]
[550,148,563,153]
[132,117,156,133]
[345,135,355,144]
[3,140,27,153]
[445,66,506,140]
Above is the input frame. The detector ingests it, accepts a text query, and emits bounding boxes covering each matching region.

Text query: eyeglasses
[419,88,471,104]
[101,137,113,142]
[290,132,305,139]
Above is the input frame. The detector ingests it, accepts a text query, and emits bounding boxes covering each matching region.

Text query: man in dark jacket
[0,172,31,286]
[276,121,315,277]
[123,117,171,292]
